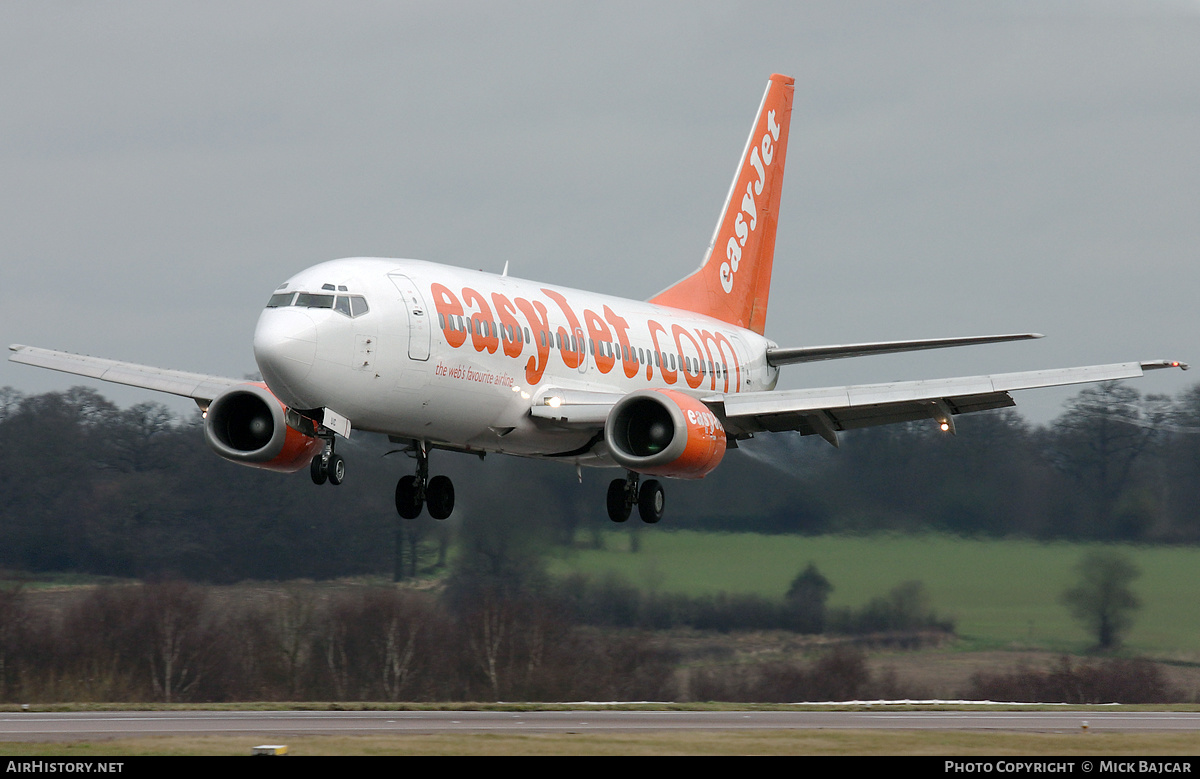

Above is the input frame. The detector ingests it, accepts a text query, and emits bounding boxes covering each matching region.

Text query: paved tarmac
[3,710,1200,740]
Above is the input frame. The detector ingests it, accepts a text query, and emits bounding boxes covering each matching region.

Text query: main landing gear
[395,442,455,520]
[310,436,345,486]
[607,471,665,524]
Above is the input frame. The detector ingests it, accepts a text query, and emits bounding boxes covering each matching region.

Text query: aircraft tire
[327,454,345,486]
[426,475,455,520]
[638,479,665,524]
[606,479,631,523]
[310,455,328,485]
[395,475,423,519]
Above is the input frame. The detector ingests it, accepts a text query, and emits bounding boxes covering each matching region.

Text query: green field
[549,532,1200,656]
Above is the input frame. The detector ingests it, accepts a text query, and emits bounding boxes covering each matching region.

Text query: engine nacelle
[203,383,323,473]
[604,389,726,479]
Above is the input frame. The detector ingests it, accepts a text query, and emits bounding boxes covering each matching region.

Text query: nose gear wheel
[310,436,345,487]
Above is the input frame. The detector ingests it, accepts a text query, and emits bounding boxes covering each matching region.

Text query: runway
[4,710,1200,740]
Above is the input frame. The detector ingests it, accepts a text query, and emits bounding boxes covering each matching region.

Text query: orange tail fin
[650,73,794,335]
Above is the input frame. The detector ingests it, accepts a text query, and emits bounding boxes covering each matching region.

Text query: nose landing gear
[606,471,665,524]
[310,436,345,486]
[394,441,455,520]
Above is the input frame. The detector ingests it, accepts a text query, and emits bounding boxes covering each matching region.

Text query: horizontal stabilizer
[765,333,1044,366]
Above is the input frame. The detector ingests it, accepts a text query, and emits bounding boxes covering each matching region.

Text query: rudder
[650,73,794,335]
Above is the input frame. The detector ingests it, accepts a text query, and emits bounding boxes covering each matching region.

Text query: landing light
[548,396,562,408]
[940,422,950,432]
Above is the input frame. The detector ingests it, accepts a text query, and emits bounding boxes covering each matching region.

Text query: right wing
[8,344,240,407]
[707,359,1188,447]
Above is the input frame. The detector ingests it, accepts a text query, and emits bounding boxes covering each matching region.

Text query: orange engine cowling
[203,383,323,473]
[604,389,727,479]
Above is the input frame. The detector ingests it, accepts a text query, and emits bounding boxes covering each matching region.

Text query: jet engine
[604,389,727,479]
[203,383,323,473]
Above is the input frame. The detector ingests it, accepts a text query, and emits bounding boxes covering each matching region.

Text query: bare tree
[1049,383,1165,538]
[465,591,510,701]
[0,587,29,700]
[374,592,423,701]
[138,581,209,702]
[271,587,318,699]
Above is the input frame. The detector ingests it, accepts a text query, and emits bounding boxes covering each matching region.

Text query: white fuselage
[253,257,779,463]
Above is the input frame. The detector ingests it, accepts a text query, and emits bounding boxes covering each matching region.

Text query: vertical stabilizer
[650,74,794,334]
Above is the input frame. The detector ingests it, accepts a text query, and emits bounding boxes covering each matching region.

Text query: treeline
[968,656,1180,704]
[553,571,952,636]
[0,387,406,581]
[675,381,1200,543]
[0,581,674,703]
[0,575,941,704]
[0,386,611,581]
[1,381,1199,580]
[691,652,1182,704]
[1,581,1181,704]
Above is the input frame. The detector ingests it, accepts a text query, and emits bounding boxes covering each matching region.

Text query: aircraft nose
[253,308,318,408]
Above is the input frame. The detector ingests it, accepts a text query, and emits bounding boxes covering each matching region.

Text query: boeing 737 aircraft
[9,74,1187,524]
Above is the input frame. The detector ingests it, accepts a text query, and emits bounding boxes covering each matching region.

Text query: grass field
[548,532,1200,656]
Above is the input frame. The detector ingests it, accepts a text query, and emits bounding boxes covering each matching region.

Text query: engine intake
[203,383,322,473]
[605,389,726,479]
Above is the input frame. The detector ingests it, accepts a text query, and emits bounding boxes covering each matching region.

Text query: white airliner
[9,74,1187,524]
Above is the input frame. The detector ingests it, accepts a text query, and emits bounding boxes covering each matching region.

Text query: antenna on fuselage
[501,261,509,277]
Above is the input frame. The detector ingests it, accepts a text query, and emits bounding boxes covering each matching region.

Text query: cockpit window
[295,293,335,309]
[266,290,369,318]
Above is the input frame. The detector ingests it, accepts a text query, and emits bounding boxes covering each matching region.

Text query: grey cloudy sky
[2,0,1197,424]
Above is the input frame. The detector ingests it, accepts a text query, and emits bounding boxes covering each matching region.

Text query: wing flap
[8,344,239,403]
[714,361,1184,439]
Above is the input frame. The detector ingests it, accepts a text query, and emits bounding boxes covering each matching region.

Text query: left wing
[709,359,1188,447]
[8,344,240,406]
